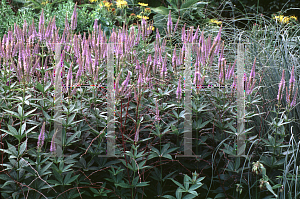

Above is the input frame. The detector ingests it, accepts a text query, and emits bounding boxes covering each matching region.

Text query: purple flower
[289,65,295,84]
[156,28,160,43]
[287,66,295,105]
[39,9,45,41]
[219,66,223,85]
[64,12,70,34]
[176,77,182,101]
[37,122,45,150]
[121,71,131,92]
[147,54,152,67]
[137,73,143,87]
[167,10,173,35]
[250,57,256,79]
[291,87,298,107]
[50,131,56,153]
[173,17,180,36]
[172,45,177,67]
[228,60,236,80]
[136,60,141,70]
[194,71,200,85]
[181,24,186,42]
[71,3,78,30]
[115,69,123,96]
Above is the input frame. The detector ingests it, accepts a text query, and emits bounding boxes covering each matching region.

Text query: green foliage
[150,0,209,38]
[0,0,18,38]
[0,1,300,198]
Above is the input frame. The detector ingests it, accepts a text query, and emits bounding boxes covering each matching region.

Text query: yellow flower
[210,19,222,26]
[273,15,289,24]
[290,15,298,21]
[138,2,148,6]
[104,1,111,7]
[89,0,97,3]
[116,0,128,8]
[137,15,149,20]
[41,0,49,5]
[147,26,155,31]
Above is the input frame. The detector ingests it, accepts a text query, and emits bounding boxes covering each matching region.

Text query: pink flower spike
[291,87,298,107]
[50,132,56,153]
[290,65,295,84]
[250,57,256,79]
[37,122,45,150]
[277,69,285,102]
[173,17,180,36]
[167,10,173,35]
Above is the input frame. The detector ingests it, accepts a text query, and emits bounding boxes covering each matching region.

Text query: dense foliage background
[0,0,299,199]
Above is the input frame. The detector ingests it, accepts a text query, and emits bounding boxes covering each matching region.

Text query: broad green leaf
[151,6,170,15]
[176,187,183,199]
[136,182,150,187]
[36,82,44,92]
[3,109,20,119]
[189,183,203,191]
[170,178,185,190]
[265,182,278,198]
[180,0,208,9]
[19,139,27,156]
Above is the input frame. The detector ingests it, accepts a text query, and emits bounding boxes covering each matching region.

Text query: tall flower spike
[50,130,57,153]
[181,24,186,42]
[176,76,182,101]
[173,17,180,36]
[121,71,131,93]
[37,122,45,150]
[290,87,298,107]
[39,9,45,41]
[167,10,173,35]
[288,66,295,104]
[71,2,77,30]
[137,73,143,87]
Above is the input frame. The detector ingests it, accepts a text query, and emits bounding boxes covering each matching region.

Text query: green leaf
[36,82,44,92]
[19,139,27,156]
[42,109,52,120]
[182,194,196,199]
[20,122,26,136]
[176,187,183,199]
[161,195,176,199]
[41,162,53,175]
[116,182,131,188]
[151,6,170,15]
[66,131,80,146]
[24,108,37,117]
[170,178,185,190]
[53,169,63,184]
[3,109,21,119]
[8,125,19,136]
[265,182,278,198]
[189,183,203,191]
[184,175,191,190]
[67,113,76,125]
[17,105,23,117]
[180,0,207,9]
[136,182,150,187]
[65,174,79,185]
[64,172,72,185]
